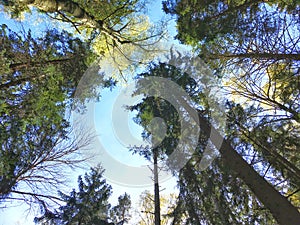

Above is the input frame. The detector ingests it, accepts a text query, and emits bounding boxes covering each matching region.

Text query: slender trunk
[205,0,261,21]
[209,53,300,61]
[236,90,299,122]
[178,97,300,225]
[0,58,73,90]
[238,122,300,185]
[9,58,74,71]
[153,148,161,225]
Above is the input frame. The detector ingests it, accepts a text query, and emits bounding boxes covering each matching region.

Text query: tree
[129,59,201,224]
[130,93,181,225]
[110,193,132,225]
[163,0,300,121]
[172,101,300,224]
[34,165,131,225]
[0,23,109,107]
[136,190,177,225]
[130,144,163,225]
[180,80,300,225]
[1,0,165,81]
[225,101,300,187]
[163,0,299,44]
[0,24,113,206]
[1,0,154,44]
[161,1,300,223]
[130,58,300,224]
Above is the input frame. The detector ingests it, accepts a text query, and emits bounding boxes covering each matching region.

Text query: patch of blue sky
[93,86,149,167]
[0,6,71,36]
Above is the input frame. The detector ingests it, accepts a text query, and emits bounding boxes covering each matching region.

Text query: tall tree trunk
[9,58,74,71]
[178,97,300,225]
[204,0,261,21]
[209,53,300,61]
[0,58,74,90]
[18,0,133,44]
[153,148,161,225]
[20,0,101,28]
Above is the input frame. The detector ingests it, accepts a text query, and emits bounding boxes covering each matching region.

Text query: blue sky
[0,1,179,224]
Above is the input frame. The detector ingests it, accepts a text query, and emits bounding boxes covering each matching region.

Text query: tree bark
[153,148,161,225]
[0,58,74,90]
[18,0,136,44]
[178,96,300,225]
[9,57,74,71]
[204,118,300,225]
[209,53,300,61]
[204,0,261,21]
[21,0,101,28]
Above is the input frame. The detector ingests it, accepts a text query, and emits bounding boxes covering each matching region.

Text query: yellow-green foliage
[136,190,177,225]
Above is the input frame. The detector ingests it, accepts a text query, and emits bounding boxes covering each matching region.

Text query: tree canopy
[0,0,299,224]
[1,0,166,81]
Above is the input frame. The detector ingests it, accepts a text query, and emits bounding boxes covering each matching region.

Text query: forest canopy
[0,0,299,225]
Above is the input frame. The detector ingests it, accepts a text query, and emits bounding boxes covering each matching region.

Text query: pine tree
[35,165,131,225]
